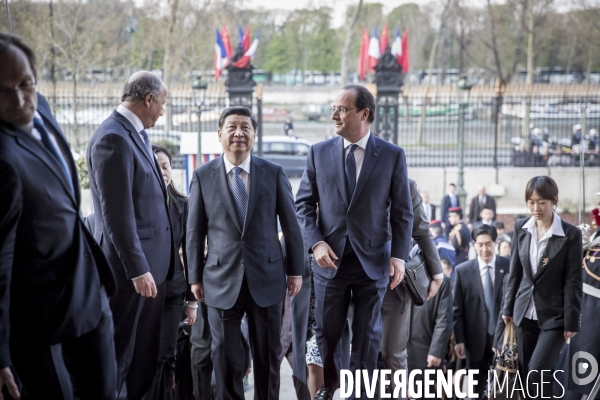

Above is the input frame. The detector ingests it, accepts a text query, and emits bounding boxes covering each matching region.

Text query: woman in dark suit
[152,144,197,400]
[502,176,582,399]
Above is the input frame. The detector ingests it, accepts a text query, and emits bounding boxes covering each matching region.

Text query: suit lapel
[350,133,381,209]
[534,235,567,280]
[211,157,242,233]
[470,260,485,306]
[330,137,348,208]
[244,156,265,234]
[494,258,506,305]
[518,227,534,281]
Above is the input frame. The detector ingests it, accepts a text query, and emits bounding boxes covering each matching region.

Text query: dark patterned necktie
[484,265,495,335]
[345,144,358,201]
[231,167,247,228]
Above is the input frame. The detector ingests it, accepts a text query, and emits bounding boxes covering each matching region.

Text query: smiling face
[331,89,369,140]
[218,114,256,159]
[474,233,495,264]
[0,45,37,126]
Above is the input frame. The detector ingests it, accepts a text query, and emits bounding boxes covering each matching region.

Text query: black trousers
[191,301,214,400]
[11,290,116,400]
[208,277,282,400]
[153,292,185,400]
[516,318,565,400]
[313,253,387,398]
[465,333,495,397]
[111,281,166,400]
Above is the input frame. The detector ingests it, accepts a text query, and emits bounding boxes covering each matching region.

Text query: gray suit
[379,179,443,398]
[186,154,304,400]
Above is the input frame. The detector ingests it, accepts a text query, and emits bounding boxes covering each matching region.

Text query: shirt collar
[478,255,496,270]
[224,153,251,175]
[117,104,145,134]
[343,131,371,150]
[523,212,565,238]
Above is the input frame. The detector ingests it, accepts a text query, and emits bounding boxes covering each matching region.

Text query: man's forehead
[224,115,252,124]
[475,235,493,243]
[333,89,356,105]
[0,46,34,84]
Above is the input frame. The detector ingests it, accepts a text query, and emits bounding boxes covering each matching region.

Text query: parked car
[253,136,312,177]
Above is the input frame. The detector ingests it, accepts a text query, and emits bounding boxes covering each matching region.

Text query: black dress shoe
[314,387,334,400]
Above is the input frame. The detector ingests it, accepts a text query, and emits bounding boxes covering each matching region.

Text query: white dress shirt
[117,104,146,142]
[478,255,496,291]
[343,131,370,181]
[523,212,565,320]
[223,153,251,194]
[423,202,432,222]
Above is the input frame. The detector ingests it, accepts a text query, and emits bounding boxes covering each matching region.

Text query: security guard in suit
[448,207,471,265]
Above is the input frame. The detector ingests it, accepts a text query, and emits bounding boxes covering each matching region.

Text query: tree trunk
[341,0,363,86]
[522,0,534,138]
[566,36,577,76]
[163,0,179,133]
[49,0,57,114]
[72,66,78,146]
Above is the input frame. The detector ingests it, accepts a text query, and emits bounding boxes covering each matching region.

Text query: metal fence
[38,83,600,169]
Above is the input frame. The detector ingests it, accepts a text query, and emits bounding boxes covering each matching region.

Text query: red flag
[221,26,233,60]
[358,28,369,80]
[379,22,389,54]
[242,25,251,52]
[401,28,410,72]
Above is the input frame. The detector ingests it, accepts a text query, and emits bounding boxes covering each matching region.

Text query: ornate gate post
[373,48,404,143]
[225,46,255,107]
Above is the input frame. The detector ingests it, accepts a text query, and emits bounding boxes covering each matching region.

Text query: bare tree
[341,0,363,85]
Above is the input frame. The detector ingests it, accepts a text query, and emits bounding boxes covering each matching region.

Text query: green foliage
[76,156,89,190]
[264,32,291,73]
[155,140,180,157]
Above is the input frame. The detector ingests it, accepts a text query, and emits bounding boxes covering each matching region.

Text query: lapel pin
[373,152,378,156]
[500,269,504,273]
[543,257,549,267]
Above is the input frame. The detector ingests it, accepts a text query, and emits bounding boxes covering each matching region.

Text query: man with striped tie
[187,106,304,400]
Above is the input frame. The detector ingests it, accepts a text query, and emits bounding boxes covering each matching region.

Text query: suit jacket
[87,110,174,286]
[186,155,304,309]
[408,276,453,371]
[0,93,115,369]
[423,203,436,222]
[453,256,509,361]
[502,218,582,332]
[440,194,460,227]
[295,134,413,280]
[392,179,443,299]
[468,195,497,224]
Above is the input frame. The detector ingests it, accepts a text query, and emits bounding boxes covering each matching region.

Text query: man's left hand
[389,259,405,290]
[427,278,443,300]
[427,355,442,368]
[287,276,302,297]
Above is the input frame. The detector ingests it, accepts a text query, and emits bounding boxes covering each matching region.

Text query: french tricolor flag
[367,27,380,72]
[232,30,261,69]
[391,27,402,67]
[214,29,228,80]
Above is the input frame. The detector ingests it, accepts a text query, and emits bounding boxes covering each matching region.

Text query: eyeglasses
[0,82,36,97]
[330,106,360,115]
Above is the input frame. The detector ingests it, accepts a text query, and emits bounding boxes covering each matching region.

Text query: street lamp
[456,76,473,208]
[191,78,208,166]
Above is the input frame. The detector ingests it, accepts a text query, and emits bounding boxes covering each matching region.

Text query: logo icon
[572,351,598,386]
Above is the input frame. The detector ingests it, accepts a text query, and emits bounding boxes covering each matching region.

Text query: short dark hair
[218,106,258,131]
[472,224,497,242]
[152,144,186,200]
[430,225,443,236]
[341,84,376,123]
[449,183,456,188]
[481,206,494,212]
[121,73,164,103]
[440,258,452,269]
[525,176,559,205]
[0,33,37,80]
[493,221,504,230]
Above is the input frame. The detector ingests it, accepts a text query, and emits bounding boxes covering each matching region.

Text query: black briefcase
[402,248,431,306]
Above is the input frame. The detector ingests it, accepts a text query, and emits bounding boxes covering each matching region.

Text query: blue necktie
[140,129,153,157]
[33,117,74,195]
[231,167,248,229]
[484,265,495,335]
[345,144,358,201]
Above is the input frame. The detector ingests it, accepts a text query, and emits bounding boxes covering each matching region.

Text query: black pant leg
[526,327,565,399]
[153,293,185,400]
[175,324,194,400]
[191,301,214,400]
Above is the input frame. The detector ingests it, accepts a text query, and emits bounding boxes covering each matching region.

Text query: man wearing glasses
[296,85,414,399]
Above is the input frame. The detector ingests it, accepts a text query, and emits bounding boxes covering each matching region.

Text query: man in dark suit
[429,220,456,267]
[87,71,173,399]
[380,179,443,398]
[295,85,413,400]
[472,206,495,229]
[0,33,116,399]
[441,183,459,237]
[448,207,471,265]
[187,106,304,400]
[468,185,497,224]
[421,191,436,222]
[453,224,509,397]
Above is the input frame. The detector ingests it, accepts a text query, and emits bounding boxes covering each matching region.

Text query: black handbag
[402,248,431,306]
[485,322,519,400]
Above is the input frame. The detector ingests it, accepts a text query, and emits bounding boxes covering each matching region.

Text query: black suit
[502,218,582,399]
[440,194,459,237]
[0,93,117,398]
[468,194,497,224]
[453,256,509,396]
[187,155,304,400]
[87,110,174,399]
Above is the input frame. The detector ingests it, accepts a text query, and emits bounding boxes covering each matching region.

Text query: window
[295,143,309,156]
[268,142,294,155]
